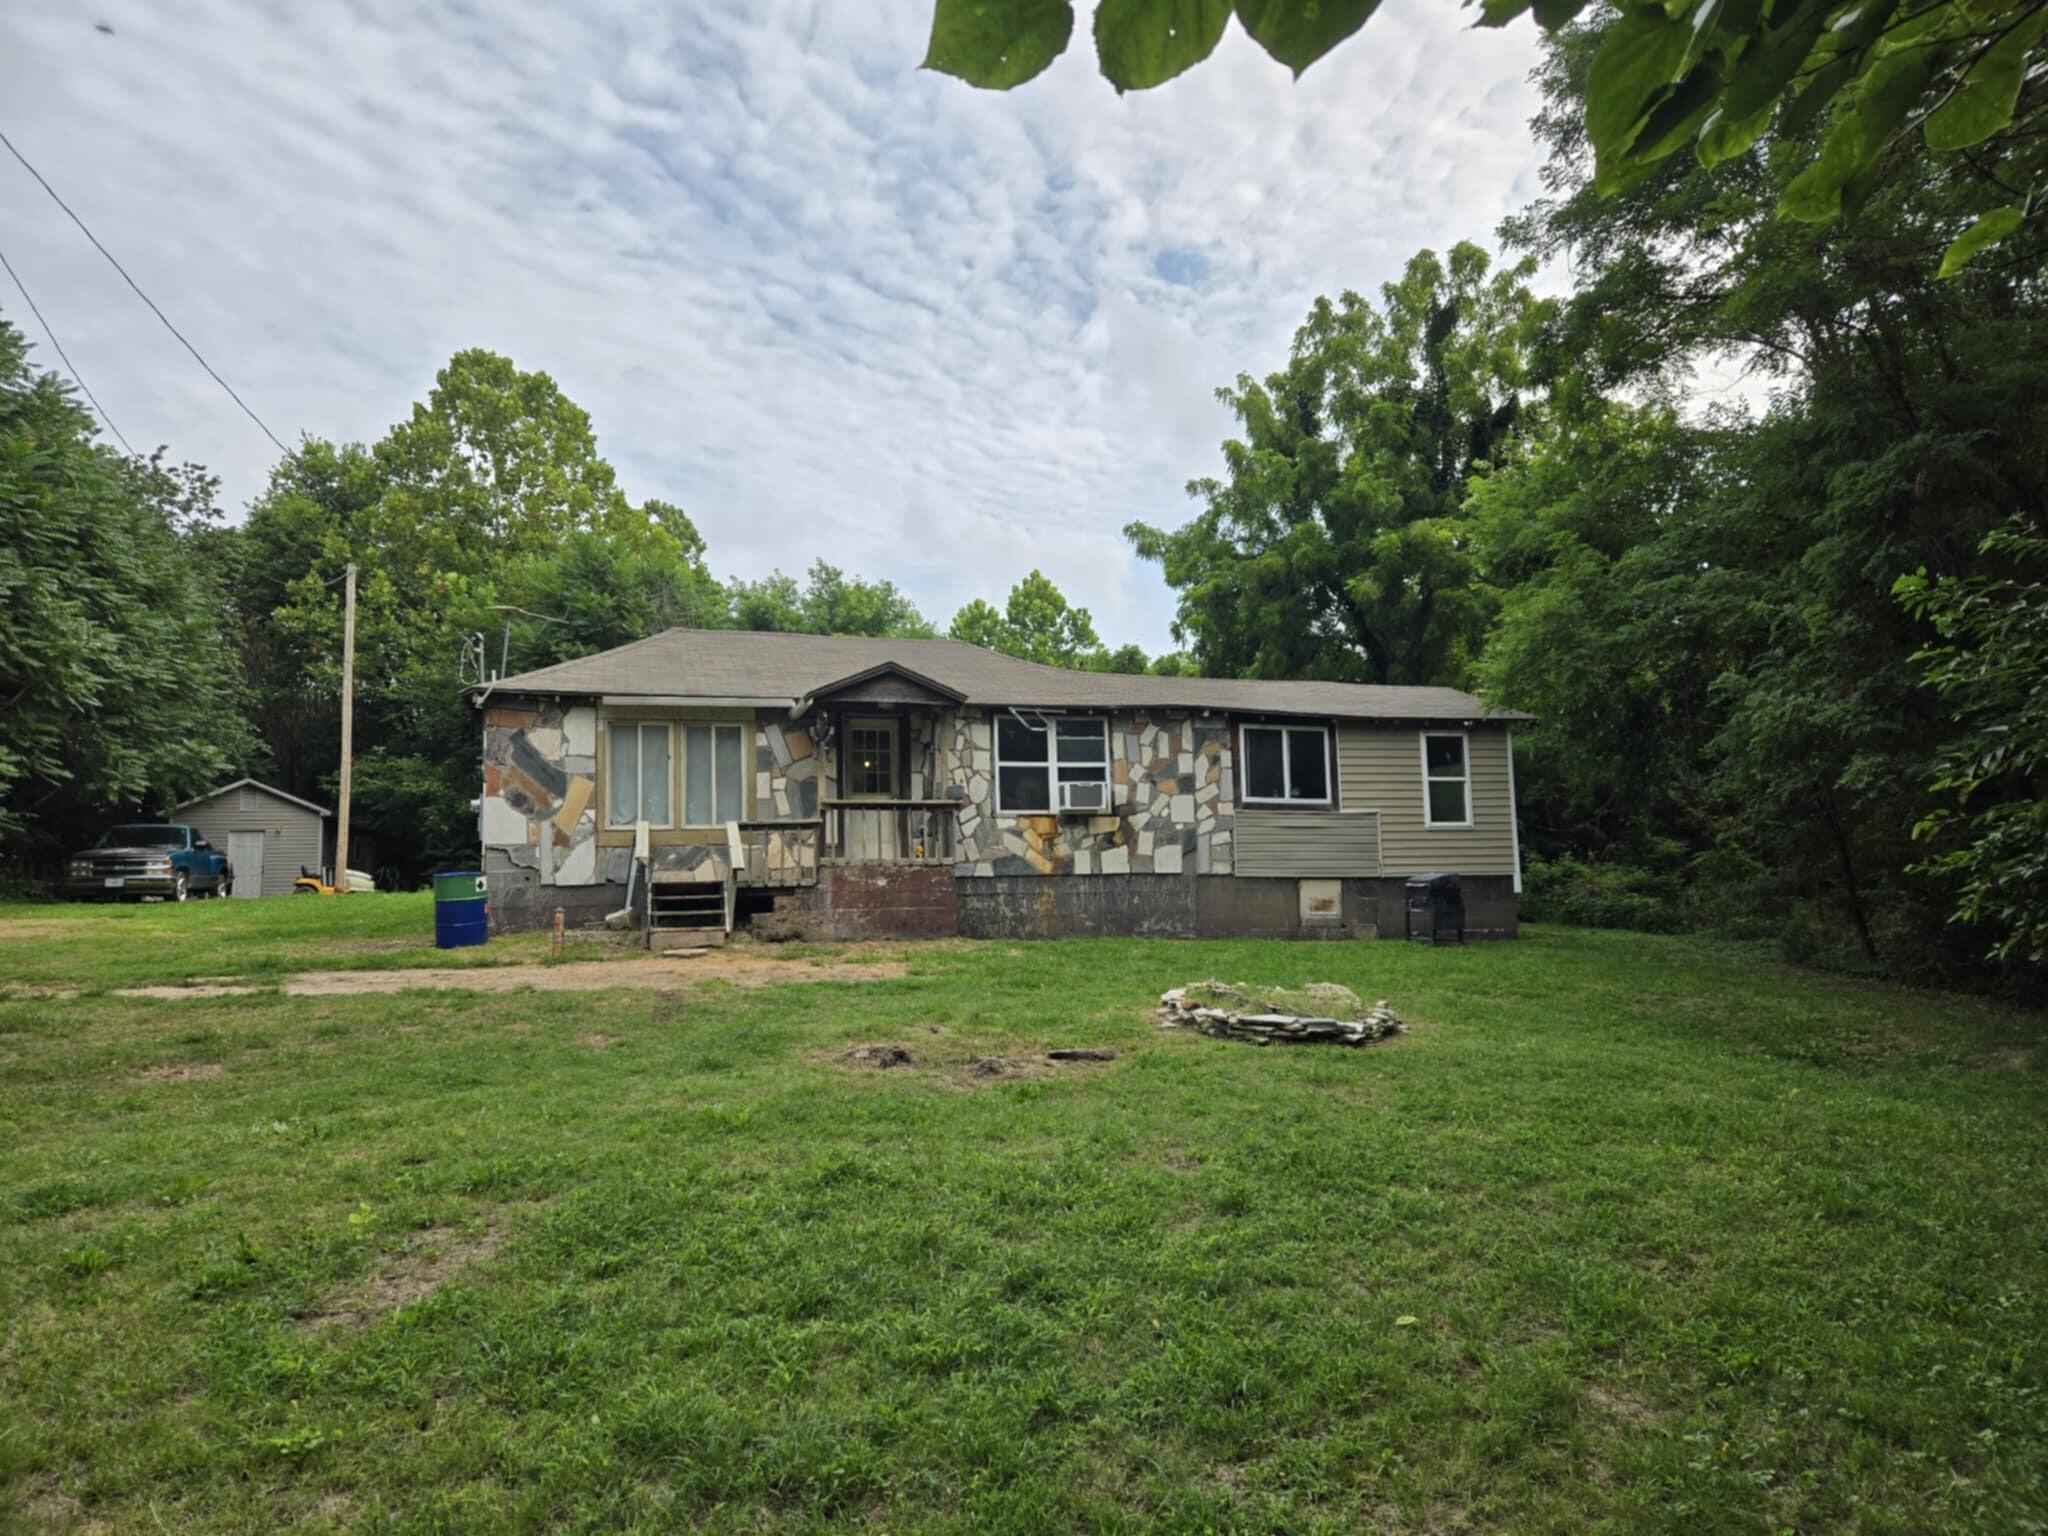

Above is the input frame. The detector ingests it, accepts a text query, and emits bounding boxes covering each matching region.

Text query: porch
[645,806,958,950]
[717,801,960,889]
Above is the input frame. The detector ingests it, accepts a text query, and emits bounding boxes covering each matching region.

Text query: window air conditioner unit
[1057,779,1110,814]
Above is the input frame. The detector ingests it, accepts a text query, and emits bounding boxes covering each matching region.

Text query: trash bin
[433,870,489,949]
[1404,873,1465,944]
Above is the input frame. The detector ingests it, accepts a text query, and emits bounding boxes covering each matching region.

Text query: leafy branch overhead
[922,0,2048,273]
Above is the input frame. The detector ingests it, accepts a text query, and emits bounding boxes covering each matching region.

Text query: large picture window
[607,720,748,829]
[1240,724,1331,806]
[607,722,673,827]
[996,714,1108,813]
[1422,732,1472,827]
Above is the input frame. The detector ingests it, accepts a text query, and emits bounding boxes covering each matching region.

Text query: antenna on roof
[489,604,570,680]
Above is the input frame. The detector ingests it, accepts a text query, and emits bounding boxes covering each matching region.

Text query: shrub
[1521,854,1685,933]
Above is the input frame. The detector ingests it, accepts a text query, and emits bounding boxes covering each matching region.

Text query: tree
[728,560,934,637]
[921,0,2048,273]
[948,570,1103,667]
[1083,642,1153,675]
[1470,398,1731,866]
[236,350,723,883]
[1472,13,2048,977]
[0,314,250,862]
[1897,519,2048,963]
[946,597,1008,654]
[1128,243,1543,685]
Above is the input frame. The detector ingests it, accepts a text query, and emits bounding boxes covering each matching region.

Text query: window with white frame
[1422,732,1471,826]
[681,723,747,826]
[607,721,673,827]
[995,714,1109,813]
[1240,723,1331,805]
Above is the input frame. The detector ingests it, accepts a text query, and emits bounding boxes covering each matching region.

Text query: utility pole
[335,563,357,891]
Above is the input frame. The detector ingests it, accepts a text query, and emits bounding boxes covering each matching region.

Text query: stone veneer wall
[481,702,621,885]
[944,709,1235,878]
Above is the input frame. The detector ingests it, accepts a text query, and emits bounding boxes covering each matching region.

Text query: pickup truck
[64,823,232,902]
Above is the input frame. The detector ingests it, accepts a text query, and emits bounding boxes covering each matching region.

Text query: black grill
[1404,873,1465,944]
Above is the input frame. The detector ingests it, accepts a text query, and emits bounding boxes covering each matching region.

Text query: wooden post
[552,907,564,957]
[335,563,357,892]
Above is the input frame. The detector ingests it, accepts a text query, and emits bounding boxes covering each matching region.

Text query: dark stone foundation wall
[955,873,1519,941]
[761,866,958,942]
[486,859,1518,941]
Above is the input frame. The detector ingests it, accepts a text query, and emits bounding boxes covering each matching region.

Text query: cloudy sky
[1,0,1551,650]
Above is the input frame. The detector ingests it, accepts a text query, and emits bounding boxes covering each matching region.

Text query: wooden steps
[648,876,727,948]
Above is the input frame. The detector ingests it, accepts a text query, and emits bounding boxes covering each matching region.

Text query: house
[471,629,1530,943]
[174,778,330,898]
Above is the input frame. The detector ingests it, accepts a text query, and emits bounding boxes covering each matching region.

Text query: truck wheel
[171,872,189,903]
[216,873,233,898]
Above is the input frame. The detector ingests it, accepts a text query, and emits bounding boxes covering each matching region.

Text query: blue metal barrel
[433,870,489,949]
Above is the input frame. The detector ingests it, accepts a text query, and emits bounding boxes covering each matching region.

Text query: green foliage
[1093,0,1231,90]
[1232,0,1379,76]
[923,0,2048,270]
[923,0,1074,88]
[1520,854,1685,933]
[1129,243,1543,684]
[1083,642,1154,675]
[1480,14,2048,980]
[1470,400,1729,862]
[1896,519,2048,963]
[947,569,1102,666]
[728,559,934,638]
[0,315,252,864]
[1937,204,2026,277]
[238,350,726,883]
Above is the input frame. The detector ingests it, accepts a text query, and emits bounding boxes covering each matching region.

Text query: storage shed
[173,779,330,898]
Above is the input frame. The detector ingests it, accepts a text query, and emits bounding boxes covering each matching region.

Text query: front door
[227,830,265,898]
[844,716,899,860]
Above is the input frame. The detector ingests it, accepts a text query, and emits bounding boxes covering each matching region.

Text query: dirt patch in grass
[287,953,908,995]
[828,1039,1121,1088]
[1973,1045,2034,1071]
[959,1054,1055,1084]
[844,1042,917,1069]
[579,1034,625,1050]
[95,951,911,1001]
[116,983,273,1000]
[1586,1382,1660,1427]
[133,1061,225,1082]
[300,1225,507,1330]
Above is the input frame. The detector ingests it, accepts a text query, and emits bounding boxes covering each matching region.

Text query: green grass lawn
[0,892,638,991]
[1,922,2042,1532]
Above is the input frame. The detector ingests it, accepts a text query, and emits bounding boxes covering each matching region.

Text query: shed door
[228,830,266,898]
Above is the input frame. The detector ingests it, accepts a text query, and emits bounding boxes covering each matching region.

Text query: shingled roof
[479,628,1528,723]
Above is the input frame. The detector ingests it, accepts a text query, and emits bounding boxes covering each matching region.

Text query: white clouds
[0,0,1547,649]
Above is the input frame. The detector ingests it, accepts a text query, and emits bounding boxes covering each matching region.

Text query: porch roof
[477,628,1529,724]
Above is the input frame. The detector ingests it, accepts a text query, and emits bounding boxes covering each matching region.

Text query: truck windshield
[100,825,185,848]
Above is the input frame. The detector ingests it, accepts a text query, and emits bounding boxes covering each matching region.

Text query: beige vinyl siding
[1337,724,1517,875]
[181,785,327,897]
[1234,809,1381,877]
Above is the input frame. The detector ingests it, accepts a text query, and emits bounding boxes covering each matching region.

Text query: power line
[0,126,291,455]
[0,237,138,456]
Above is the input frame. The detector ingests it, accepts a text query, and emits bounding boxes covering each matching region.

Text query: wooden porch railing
[821,799,959,866]
[727,818,823,888]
